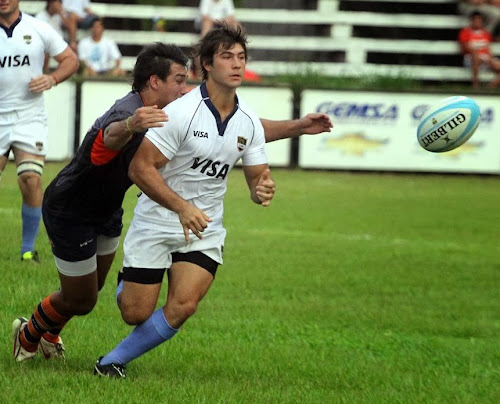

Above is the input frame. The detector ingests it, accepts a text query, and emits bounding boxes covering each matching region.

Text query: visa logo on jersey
[0,55,30,68]
[191,157,230,179]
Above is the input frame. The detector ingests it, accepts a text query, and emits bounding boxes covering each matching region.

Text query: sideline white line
[230,227,474,251]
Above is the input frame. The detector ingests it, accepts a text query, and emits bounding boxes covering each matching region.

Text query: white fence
[22,1,500,81]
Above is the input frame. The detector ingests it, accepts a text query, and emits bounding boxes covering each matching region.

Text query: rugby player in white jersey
[0,0,79,262]
[11,42,330,366]
[94,22,277,377]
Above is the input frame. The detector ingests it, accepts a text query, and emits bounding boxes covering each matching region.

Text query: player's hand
[256,168,275,207]
[299,113,333,135]
[128,105,168,132]
[28,74,57,93]
[178,203,212,242]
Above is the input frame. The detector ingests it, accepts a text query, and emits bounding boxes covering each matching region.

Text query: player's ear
[149,75,160,90]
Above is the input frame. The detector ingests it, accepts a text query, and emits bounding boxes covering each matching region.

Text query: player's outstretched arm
[103,106,168,150]
[129,138,211,241]
[243,165,275,207]
[260,113,333,143]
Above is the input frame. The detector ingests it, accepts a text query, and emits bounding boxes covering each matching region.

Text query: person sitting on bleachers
[198,0,240,37]
[459,0,500,31]
[458,11,500,88]
[192,0,260,82]
[36,0,77,51]
[63,0,98,30]
[78,18,125,78]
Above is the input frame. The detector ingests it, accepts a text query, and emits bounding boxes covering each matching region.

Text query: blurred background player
[0,0,79,263]
[78,17,125,77]
[458,11,500,88]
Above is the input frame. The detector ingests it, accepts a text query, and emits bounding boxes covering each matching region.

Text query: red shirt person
[458,11,500,88]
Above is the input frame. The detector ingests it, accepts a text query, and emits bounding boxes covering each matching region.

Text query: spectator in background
[36,0,77,53]
[78,18,125,77]
[35,0,77,72]
[198,0,240,37]
[458,11,500,88]
[459,0,500,31]
[192,0,261,82]
[63,0,98,30]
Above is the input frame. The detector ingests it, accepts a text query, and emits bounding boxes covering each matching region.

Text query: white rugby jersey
[0,12,68,114]
[134,83,268,231]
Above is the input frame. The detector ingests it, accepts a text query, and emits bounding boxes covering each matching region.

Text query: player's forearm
[52,52,79,83]
[129,163,189,214]
[261,118,301,143]
[103,119,134,150]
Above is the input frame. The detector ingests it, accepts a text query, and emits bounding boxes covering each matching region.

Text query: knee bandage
[17,159,44,177]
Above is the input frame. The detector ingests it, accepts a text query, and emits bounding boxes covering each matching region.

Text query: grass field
[0,163,499,403]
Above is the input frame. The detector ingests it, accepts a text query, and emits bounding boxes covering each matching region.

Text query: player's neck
[205,79,237,120]
[0,9,20,27]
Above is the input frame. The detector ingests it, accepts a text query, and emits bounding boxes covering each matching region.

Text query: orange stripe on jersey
[91,129,120,166]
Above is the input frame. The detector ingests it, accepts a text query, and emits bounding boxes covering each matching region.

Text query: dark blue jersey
[43,91,145,224]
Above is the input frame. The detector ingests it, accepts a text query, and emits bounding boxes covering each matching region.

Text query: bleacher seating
[22,0,500,84]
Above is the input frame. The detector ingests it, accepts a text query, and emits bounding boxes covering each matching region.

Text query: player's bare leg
[13,148,44,261]
[96,261,214,377]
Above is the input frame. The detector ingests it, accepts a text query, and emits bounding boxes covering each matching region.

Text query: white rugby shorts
[123,218,225,269]
[0,109,48,156]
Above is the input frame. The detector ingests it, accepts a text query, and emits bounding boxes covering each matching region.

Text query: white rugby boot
[12,317,37,362]
[39,334,66,360]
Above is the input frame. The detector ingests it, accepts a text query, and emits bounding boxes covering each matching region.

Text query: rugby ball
[416,96,480,153]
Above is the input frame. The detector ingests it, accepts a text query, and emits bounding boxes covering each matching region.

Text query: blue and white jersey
[135,82,267,230]
[0,12,68,114]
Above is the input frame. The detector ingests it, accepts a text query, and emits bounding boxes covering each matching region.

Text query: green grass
[1,163,499,403]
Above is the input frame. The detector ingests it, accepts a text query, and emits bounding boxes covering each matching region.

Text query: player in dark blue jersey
[12,42,188,362]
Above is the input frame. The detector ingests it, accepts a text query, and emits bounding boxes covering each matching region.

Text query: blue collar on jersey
[200,82,239,137]
[0,11,22,37]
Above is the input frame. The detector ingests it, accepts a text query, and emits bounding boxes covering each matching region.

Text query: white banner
[300,90,500,174]
[44,81,76,160]
[80,82,293,166]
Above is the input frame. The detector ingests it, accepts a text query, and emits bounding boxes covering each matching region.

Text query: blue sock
[100,308,178,366]
[21,204,41,255]
[116,279,123,304]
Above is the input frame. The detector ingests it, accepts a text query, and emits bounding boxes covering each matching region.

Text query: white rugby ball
[416,96,480,153]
